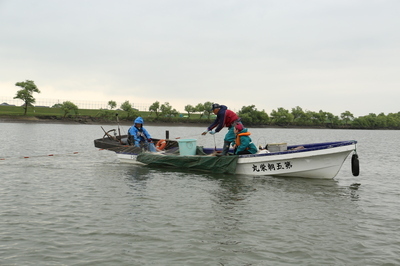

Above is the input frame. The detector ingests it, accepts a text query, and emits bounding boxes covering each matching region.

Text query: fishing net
[137,147,238,174]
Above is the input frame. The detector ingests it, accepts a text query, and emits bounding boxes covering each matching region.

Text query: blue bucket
[177,139,197,156]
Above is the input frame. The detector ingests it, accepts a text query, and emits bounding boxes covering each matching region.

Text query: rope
[0,148,123,160]
[174,133,200,140]
[213,134,217,151]
[256,137,268,149]
[0,151,81,161]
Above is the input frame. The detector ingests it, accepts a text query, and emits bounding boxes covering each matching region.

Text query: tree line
[101,100,400,129]
[237,105,400,129]
[12,80,400,129]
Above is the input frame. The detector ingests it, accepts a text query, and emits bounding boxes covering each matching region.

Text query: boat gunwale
[234,140,356,158]
[103,140,357,158]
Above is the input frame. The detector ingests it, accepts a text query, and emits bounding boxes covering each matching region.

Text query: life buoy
[351,153,360,176]
[155,139,167,151]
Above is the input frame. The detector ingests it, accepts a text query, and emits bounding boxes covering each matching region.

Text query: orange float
[155,139,167,151]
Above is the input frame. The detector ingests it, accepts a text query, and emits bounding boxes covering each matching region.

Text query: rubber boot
[221,141,231,155]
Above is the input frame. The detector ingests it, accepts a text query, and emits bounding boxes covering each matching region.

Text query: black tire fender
[351,153,360,176]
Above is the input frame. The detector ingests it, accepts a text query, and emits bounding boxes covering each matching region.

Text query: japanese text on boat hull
[252,161,293,172]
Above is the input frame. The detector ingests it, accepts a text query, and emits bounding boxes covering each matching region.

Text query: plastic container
[177,139,197,156]
[266,143,287,152]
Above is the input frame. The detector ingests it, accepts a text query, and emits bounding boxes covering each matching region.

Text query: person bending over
[201,103,243,155]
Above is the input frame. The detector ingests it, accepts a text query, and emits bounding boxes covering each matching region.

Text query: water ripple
[1,124,400,265]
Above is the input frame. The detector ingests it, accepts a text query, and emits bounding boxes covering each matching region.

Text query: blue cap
[211,103,220,111]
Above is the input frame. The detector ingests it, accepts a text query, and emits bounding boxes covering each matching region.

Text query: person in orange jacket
[232,123,258,155]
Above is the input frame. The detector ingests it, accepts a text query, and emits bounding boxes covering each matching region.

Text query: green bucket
[177,139,197,156]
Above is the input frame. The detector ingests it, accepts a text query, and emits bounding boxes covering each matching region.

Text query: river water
[1,122,399,265]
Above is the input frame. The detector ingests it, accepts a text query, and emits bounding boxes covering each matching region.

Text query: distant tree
[52,103,62,108]
[14,80,41,115]
[195,103,205,119]
[257,110,270,125]
[184,104,196,118]
[352,116,367,128]
[291,106,304,123]
[121,100,132,112]
[318,110,328,125]
[375,112,388,128]
[149,101,160,118]
[353,113,377,129]
[160,102,178,117]
[204,101,213,119]
[270,107,294,126]
[60,101,78,118]
[308,111,319,125]
[120,100,138,119]
[325,112,340,127]
[238,105,269,125]
[108,100,117,110]
[352,112,400,129]
[340,111,354,126]
[291,106,312,126]
[386,112,400,128]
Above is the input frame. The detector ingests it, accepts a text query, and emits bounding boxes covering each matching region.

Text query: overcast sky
[1,0,399,117]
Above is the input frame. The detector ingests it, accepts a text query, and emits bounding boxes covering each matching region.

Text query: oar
[115,113,122,140]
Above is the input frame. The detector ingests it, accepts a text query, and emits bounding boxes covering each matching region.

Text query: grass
[0,105,214,123]
[0,105,98,116]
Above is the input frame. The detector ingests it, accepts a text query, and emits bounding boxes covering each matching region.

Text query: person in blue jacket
[232,123,258,155]
[128,117,156,152]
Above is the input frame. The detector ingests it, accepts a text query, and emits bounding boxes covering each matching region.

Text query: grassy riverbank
[3,105,398,129]
[0,105,211,126]
[0,105,121,117]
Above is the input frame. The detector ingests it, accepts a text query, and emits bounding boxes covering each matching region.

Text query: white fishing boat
[95,128,359,179]
[233,141,358,178]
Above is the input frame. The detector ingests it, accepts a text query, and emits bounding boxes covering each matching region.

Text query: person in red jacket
[201,103,242,155]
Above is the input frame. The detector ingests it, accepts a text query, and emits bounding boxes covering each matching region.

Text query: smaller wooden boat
[94,127,180,155]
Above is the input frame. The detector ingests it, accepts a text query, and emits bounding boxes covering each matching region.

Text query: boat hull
[117,153,141,164]
[96,138,357,179]
[235,144,354,179]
